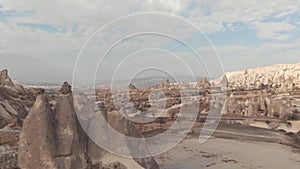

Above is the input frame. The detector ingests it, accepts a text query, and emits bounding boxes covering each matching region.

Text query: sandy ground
[156,138,300,169]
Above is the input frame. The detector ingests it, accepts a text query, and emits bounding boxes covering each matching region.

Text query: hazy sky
[1,0,300,84]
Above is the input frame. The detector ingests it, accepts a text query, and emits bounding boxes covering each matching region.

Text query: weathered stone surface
[60,82,72,94]
[226,63,300,91]
[53,92,86,169]
[18,82,86,169]
[85,112,108,166]
[0,69,14,87]
[106,110,159,169]
[0,86,32,127]
[0,116,7,129]
[18,94,57,169]
[17,81,158,169]
[83,109,158,169]
[0,130,19,169]
[0,70,37,169]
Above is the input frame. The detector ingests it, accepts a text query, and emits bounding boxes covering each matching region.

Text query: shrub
[287,113,300,121]
[273,112,280,118]
[265,120,271,124]
[271,90,276,95]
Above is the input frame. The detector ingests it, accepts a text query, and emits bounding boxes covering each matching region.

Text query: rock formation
[18,83,86,169]
[60,82,72,94]
[223,63,300,119]
[226,63,300,91]
[0,69,14,87]
[0,69,37,169]
[5,63,300,169]
[128,83,137,90]
[76,98,160,169]
[18,90,57,169]
[18,82,159,169]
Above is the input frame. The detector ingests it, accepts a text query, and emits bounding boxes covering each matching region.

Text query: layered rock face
[0,69,31,124]
[0,69,36,169]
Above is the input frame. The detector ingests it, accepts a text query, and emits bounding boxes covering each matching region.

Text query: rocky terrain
[226,63,300,91]
[99,63,300,122]
[0,69,37,169]
[96,63,300,148]
[223,63,300,121]
[0,69,159,169]
[1,62,300,169]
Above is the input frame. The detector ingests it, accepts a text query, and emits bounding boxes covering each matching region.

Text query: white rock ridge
[225,63,300,90]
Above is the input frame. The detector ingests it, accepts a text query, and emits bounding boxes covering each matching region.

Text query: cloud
[1,0,300,83]
[253,22,296,40]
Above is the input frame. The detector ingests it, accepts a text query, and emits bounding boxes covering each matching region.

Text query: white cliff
[226,63,300,91]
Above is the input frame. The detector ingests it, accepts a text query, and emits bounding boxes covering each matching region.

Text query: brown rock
[18,83,86,169]
[85,109,159,169]
[129,83,137,90]
[18,94,57,169]
[107,110,159,169]
[0,69,14,87]
[53,85,86,169]
[60,82,72,94]
[0,115,7,129]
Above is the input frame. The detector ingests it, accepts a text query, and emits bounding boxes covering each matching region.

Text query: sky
[1,0,300,84]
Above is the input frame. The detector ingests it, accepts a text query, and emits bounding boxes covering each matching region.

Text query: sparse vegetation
[287,113,300,121]
[271,90,276,95]
[273,112,280,118]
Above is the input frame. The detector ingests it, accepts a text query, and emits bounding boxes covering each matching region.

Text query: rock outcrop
[223,63,300,119]
[106,110,159,169]
[55,82,86,168]
[76,99,160,169]
[18,90,57,169]
[0,69,37,169]
[0,69,34,125]
[0,69,14,87]
[18,82,159,169]
[18,84,86,169]
[60,82,72,94]
[226,63,300,91]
